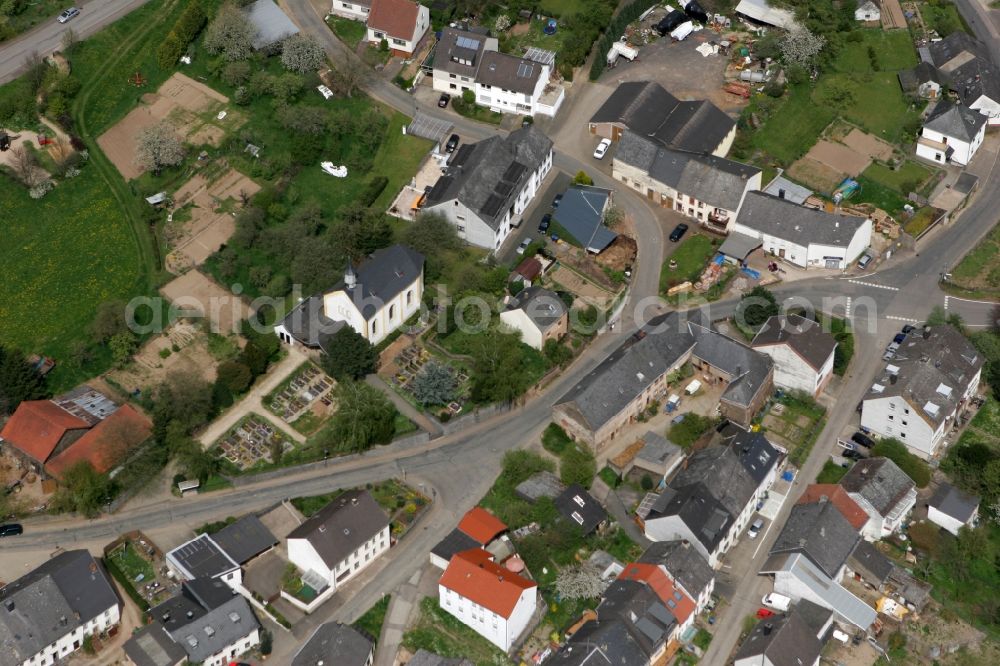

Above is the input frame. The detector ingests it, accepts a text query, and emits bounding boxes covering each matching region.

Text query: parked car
[762,593,792,612]
[0,523,23,537]
[669,223,689,242]
[902,324,916,334]
[593,138,612,159]
[516,238,532,255]
[843,449,865,460]
[748,518,765,539]
[887,341,901,354]
[552,193,563,208]
[58,7,80,23]
[438,93,451,108]
[852,432,875,448]
[538,213,551,233]
[445,133,460,153]
[857,253,873,269]
[755,608,776,619]
[893,333,907,344]
[882,349,895,361]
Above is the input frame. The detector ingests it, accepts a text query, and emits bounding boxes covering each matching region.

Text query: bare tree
[23,51,46,93]
[331,58,367,98]
[134,122,186,174]
[61,27,78,52]
[10,145,41,187]
[603,205,625,229]
[780,27,826,69]
[555,564,607,600]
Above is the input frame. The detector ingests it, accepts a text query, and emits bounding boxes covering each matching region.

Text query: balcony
[703,211,730,232]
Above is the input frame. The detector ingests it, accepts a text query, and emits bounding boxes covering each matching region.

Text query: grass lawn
[854,175,909,215]
[540,0,581,16]
[327,15,367,49]
[403,598,512,665]
[111,542,155,582]
[453,99,504,125]
[949,222,1000,295]
[862,160,934,193]
[660,234,716,292]
[902,206,942,238]
[766,393,826,467]
[831,30,917,74]
[353,595,390,641]
[816,459,849,484]
[752,85,836,165]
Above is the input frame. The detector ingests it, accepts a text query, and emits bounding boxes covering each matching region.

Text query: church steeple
[344,262,357,289]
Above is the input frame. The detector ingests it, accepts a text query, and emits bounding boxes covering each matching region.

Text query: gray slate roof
[597,579,676,659]
[770,500,861,578]
[670,444,761,518]
[246,0,300,49]
[292,622,374,666]
[840,457,916,517]
[165,595,259,664]
[407,649,475,666]
[733,611,822,666]
[848,539,894,585]
[591,81,735,154]
[928,32,1000,105]
[123,623,188,666]
[554,484,607,535]
[555,314,697,432]
[425,125,553,229]
[616,130,759,211]
[476,50,544,95]
[929,482,979,522]
[287,489,390,570]
[552,185,617,252]
[276,294,344,350]
[0,550,119,664]
[761,174,813,205]
[795,598,834,637]
[648,483,732,553]
[898,61,945,93]
[634,431,683,471]
[434,27,495,78]
[721,427,780,486]
[752,314,838,372]
[760,553,877,629]
[549,619,647,666]
[865,325,983,428]
[167,533,239,580]
[505,286,567,334]
[150,579,239,633]
[638,540,715,600]
[212,514,277,565]
[430,527,481,563]
[924,102,988,142]
[718,231,762,261]
[736,191,869,248]
[514,470,566,502]
[688,322,773,409]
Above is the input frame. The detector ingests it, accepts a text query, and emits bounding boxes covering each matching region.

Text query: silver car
[58,7,80,23]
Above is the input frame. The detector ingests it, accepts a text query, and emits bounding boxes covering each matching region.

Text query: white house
[438,549,537,651]
[424,125,553,251]
[0,551,121,666]
[916,102,988,166]
[734,611,822,666]
[331,0,370,20]
[475,51,564,117]
[613,130,761,234]
[275,244,424,348]
[166,533,243,591]
[861,326,983,459]
[432,27,498,95]
[928,32,1000,125]
[751,314,838,397]
[286,490,391,597]
[840,458,917,541]
[365,0,429,57]
[500,286,568,350]
[927,482,980,536]
[165,596,259,666]
[855,0,880,23]
[733,191,872,270]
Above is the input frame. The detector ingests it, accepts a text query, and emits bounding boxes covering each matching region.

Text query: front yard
[760,393,826,467]
[403,597,511,665]
[291,479,430,539]
[327,16,367,49]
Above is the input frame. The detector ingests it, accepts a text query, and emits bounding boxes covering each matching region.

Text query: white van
[762,593,792,612]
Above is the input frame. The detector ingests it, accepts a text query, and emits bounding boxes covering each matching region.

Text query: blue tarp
[741,266,761,279]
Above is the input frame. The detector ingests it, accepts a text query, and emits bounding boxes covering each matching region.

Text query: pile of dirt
[595,235,637,271]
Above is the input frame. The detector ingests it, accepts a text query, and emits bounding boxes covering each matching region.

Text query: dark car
[552,193,563,208]
[669,223,689,242]
[655,10,688,36]
[0,523,23,537]
[538,213,551,233]
[438,93,451,108]
[893,333,907,344]
[445,133,460,153]
[851,432,875,448]
[902,324,916,334]
[843,449,865,460]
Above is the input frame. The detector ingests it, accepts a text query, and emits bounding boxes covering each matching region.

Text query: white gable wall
[438,584,536,651]
[331,0,369,20]
[366,5,429,55]
[499,309,544,349]
[928,503,978,536]
[969,94,1000,125]
[754,343,831,395]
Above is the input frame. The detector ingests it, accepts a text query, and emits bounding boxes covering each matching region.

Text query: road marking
[845,297,852,319]
[847,279,899,291]
[885,315,917,323]
[946,294,999,305]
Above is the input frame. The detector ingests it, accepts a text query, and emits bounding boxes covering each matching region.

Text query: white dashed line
[847,279,899,291]
[845,297,852,319]
[944,295,950,310]
[885,315,917,323]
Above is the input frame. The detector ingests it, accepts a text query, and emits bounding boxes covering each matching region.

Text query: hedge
[360,176,389,206]
[157,1,208,69]
[102,556,150,611]
[589,0,661,81]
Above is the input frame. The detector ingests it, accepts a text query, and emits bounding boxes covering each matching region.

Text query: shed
[927,482,979,536]
[626,431,684,486]
[718,231,762,263]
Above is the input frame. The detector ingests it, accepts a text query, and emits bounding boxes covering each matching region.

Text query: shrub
[871,438,931,488]
[560,444,597,489]
[157,33,184,69]
[360,176,388,206]
[640,474,654,491]
[542,423,572,455]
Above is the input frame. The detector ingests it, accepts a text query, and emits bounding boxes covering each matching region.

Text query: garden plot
[159,269,250,336]
[788,122,902,194]
[548,265,616,309]
[383,341,469,414]
[213,414,292,472]
[107,321,227,393]
[266,363,336,424]
[165,168,261,273]
[97,73,242,180]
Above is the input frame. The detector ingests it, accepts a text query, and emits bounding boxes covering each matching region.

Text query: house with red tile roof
[365,0,429,57]
[438,549,537,651]
[617,562,697,642]
[0,400,90,468]
[430,507,508,569]
[45,405,152,479]
[796,484,869,531]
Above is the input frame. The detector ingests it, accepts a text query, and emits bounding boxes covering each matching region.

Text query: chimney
[763,623,773,635]
[162,612,171,623]
[186,611,194,619]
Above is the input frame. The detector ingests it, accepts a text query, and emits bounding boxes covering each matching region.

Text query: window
[389,304,396,320]
[904,408,910,414]
[392,38,406,46]
[902,420,908,426]
[901,433,907,438]
[371,320,378,336]
[406,290,413,305]
[888,415,894,421]
[374,31,384,39]
[449,73,456,79]
[457,225,465,232]
[889,403,895,410]
[449,83,457,89]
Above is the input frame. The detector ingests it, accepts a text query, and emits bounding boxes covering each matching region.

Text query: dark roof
[688,322,773,409]
[794,599,834,636]
[898,61,944,92]
[246,0,299,48]
[166,534,239,580]
[431,528,482,563]
[752,314,838,372]
[647,483,732,553]
[425,126,553,229]
[615,130,759,211]
[505,286,567,333]
[721,427,780,485]
[955,171,979,194]
[840,457,916,516]
[123,623,188,666]
[150,578,239,633]
[476,51,544,95]
[552,185,617,252]
[718,231,763,261]
[634,431,683,470]
[435,27,492,78]
[733,612,822,666]
[929,482,979,522]
[770,500,861,578]
[0,550,120,663]
[287,489,390,569]
[212,515,277,565]
[514,470,565,502]
[598,579,676,658]
[591,81,735,154]
[276,294,344,349]
[670,444,761,518]
[927,32,1000,105]
[736,191,870,248]
[549,619,647,666]
[556,313,697,432]
[638,540,715,600]
[554,484,607,535]
[848,539,894,585]
[924,102,988,142]
[164,595,259,663]
[292,622,374,666]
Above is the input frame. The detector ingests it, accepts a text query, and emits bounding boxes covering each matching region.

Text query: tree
[174,436,221,482]
[468,329,533,404]
[500,449,554,486]
[0,345,46,415]
[736,286,779,329]
[217,360,252,393]
[462,88,475,104]
[560,444,596,488]
[403,212,461,256]
[324,381,398,452]
[281,34,326,73]
[573,170,593,186]
[543,338,574,368]
[319,327,377,380]
[109,331,138,368]
[9,145,40,186]
[870,438,931,488]
[603,205,624,229]
[555,564,607,600]
[156,369,216,433]
[410,361,457,406]
[51,462,113,517]
[330,57,366,98]
[203,2,256,61]
[669,413,715,449]
[61,27,78,52]
[90,300,129,343]
[780,27,826,68]
[926,305,965,331]
[134,122,185,174]
[222,61,252,86]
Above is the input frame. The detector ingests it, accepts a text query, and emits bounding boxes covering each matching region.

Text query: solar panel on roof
[502,162,527,182]
[494,182,514,196]
[516,61,535,78]
[456,35,481,50]
[480,194,505,218]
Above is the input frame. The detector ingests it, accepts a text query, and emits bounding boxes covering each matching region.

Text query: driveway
[494,169,572,264]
